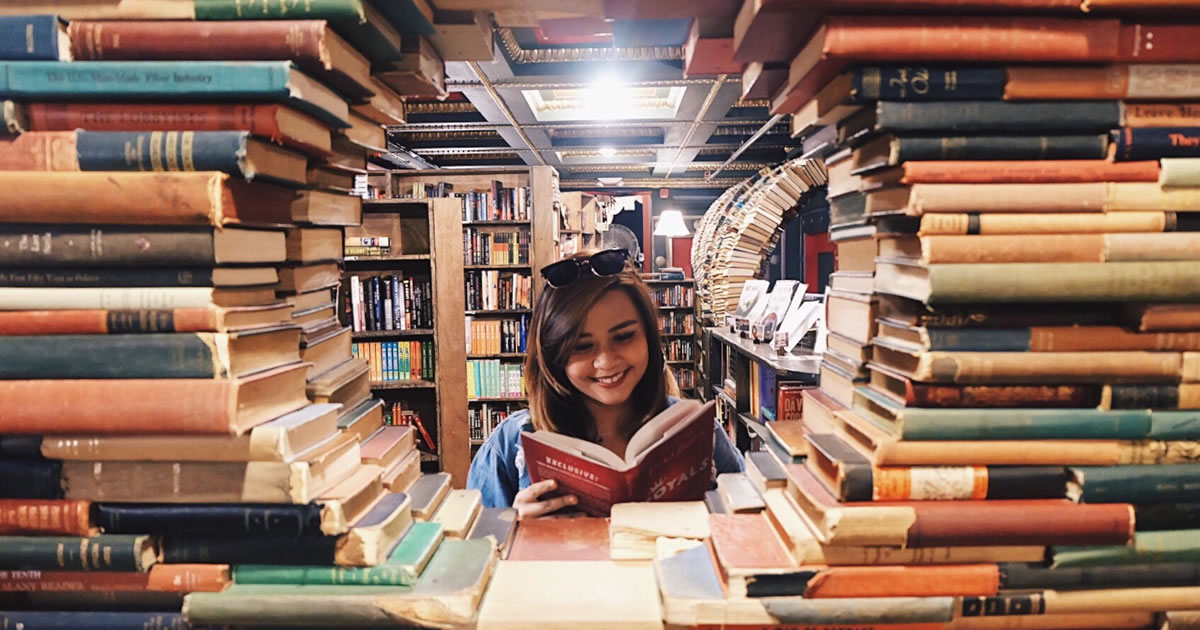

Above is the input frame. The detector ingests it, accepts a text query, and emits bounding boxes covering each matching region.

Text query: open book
[521,400,716,516]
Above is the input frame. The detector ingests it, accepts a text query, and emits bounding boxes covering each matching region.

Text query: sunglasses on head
[539,248,630,288]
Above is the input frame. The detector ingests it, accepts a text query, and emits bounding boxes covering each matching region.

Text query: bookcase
[368,166,560,466]
[556,190,611,258]
[645,277,701,398]
[341,193,468,483]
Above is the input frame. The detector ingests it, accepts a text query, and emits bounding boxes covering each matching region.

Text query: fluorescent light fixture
[598,146,617,157]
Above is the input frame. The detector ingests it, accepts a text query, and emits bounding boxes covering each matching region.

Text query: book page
[626,399,702,464]
[523,431,626,470]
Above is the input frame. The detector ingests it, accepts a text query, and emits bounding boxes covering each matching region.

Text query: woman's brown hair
[525,252,679,440]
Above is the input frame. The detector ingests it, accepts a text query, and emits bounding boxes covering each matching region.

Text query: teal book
[233,521,444,586]
[1068,464,1200,504]
[192,0,402,62]
[1052,529,1200,568]
[0,61,350,128]
[183,538,496,627]
[855,386,1153,441]
[0,535,156,571]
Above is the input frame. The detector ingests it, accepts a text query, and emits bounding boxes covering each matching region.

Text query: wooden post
[430,198,470,487]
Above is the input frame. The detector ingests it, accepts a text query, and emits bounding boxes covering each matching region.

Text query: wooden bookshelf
[556,191,611,259]
[649,277,700,396]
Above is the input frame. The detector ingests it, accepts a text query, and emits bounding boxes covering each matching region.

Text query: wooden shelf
[558,229,580,235]
[657,305,694,310]
[370,380,436,390]
[470,438,485,446]
[469,397,527,403]
[345,254,431,262]
[661,332,695,337]
[644,278,694,285]
[667,360,694,365]
[465,308,532,315]
[467,353,526,359]
[462,220,530,227]
[463,264,532,270]
[363,198,431,205]
[707,326,821,381]
[352,329,435,339]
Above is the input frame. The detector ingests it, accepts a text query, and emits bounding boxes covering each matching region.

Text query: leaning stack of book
[759,5,1200,627]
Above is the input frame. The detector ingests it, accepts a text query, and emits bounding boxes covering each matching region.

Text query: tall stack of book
[691,158,828,321]
[0,7,505,629]
[752,5,1200,627]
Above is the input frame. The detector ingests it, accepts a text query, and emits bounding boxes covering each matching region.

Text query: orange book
[803,564,999,598]
[0,500,94,536]
[886,160,1159,184]
[0,564,229,592]
[506,516,610,561]
[0,305,291,335]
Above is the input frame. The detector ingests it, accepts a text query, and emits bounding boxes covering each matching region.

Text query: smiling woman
[466,250,744,517]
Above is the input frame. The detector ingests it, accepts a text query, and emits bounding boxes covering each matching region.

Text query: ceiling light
[598,146,616,157]
[597,177,624,186]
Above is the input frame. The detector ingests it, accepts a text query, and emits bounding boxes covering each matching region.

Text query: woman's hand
[514,479,578,520]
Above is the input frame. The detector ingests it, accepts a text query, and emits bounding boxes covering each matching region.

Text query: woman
[467,248,744,518]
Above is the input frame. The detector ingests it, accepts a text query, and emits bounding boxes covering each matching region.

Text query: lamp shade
[654,210,690,237]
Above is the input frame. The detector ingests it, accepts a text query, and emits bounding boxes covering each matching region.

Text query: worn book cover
[522,400,715,516]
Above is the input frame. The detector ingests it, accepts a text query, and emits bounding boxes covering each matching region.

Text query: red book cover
[522,400,716,516]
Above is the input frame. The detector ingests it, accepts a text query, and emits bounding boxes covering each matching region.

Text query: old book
[0,225,285,269]
[957,586,1200,617]
[847,100,1121,139]
[319,464,386,532]
[914,211,1189,237]
[476,561,662,630]
[339,111,385,151]
[1007,64,1200,100]
[0,172,296,227]
[0,266,278,289]
[310,359,371,409]
[0,564,228,593]
[868,364,1104,408]
[25,102,332,156]
[467,507,518,557]
[1052,528,1200,568]
[335,492,412,567]
[44,402,340,463]
[761,488,1047,567]
[869,181,1200,216]
[0,130,308,186]
[361,426,415,470]
[0,15,70,61]
[877,319,1200,354]
[291,188,363,226]
[522,399,716,516]
[61,433,360,503]
[182,538,497,627]
[407,472,451,521]
[431,489,482,539]
[376,36,445,97]
[506,516,610,562]
[0,327,300,380]
[708,513,795,597]
[879,233,1200,265]
[68,20,373,100]
[786,464,1134,547]
[1069,464,1200,504]
[1001,561,1200,591]
[0,361,309,434]
[0,500,94,536]
[381,448,420,493]
[278,262,340,295]
[0,60,349,128]
[609,501,710,560]
[716,473,765,513]
[867,160,1160,185]
[351,77,406,125]
[0,535,155,571]
[335,396,383,443]
[95,502,327,537]
[743,450,788,494]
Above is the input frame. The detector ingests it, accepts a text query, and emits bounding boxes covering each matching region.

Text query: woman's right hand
[514,479,578,520]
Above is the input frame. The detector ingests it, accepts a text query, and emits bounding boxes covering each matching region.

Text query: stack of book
[763,5,1200,627]
[691,158,828,321]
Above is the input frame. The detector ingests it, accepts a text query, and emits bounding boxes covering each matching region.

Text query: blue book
[0,61,350,128]
[0,611,187,630]
[0,16,67,61]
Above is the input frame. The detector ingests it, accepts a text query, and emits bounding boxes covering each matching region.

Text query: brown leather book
[805,564,999,598]
[870,160,1160,185]
[506,516,611,561]
[0,172,295,227]
[0,304,292,335]
[25,102,332,156]
[787,464,1134,548]
[68,20,373,100]
[0,499,94,536]
[1008,64,1200,100]
[0,361,310,435]
[0,564,229,593]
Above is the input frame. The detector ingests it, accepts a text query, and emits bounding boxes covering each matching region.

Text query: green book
[184,538,495,627]
[1068,464,1200,504]
[1052,529,1200,568]
[193,0,402,62]
[0,535,156,572]
[234,521,444,586]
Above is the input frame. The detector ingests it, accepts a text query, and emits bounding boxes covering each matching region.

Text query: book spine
[0,535,151,571]
[0,225,217,267]
[0,380,236,434]
[0,288,222,311]
[160,536,335,565]
[918,212,1171,236]
[802,565,999,598]
[1160,157,1200,187]
[827,16,1119,61]
[900,160,1159,184]
[0,334,226,379]
[1,99,26,133]
[0,60,289,101]
[75,130,251,175]
[0,436,42,458]
[0,268,215,288]
[923,261,1200,303]
[95,503,322,537]
[0,16,63,60]
[1115,127,1200,161]
[906,501,1134,547]
[232,564,419,586]
[851,66,1006,102]
[192,0,366,21]
[0,612,187,629]
[909,384,1102,408]
[0,130,79,170]
[898,408,1150,441]
[1119,23,1200,63]
[1109,384,1183,409]
[0,461,62,500]
[68,20,327,65]
[1071,464,1200,503]
[762,596,954,625]
[1000,562,1200,590]
[25,103,288,144]
[896,135,1109,162]
[872,467,1066,501]
[877,101,1120,133]
[922,325,1200,351]
[0,500,92,536]
[1052,529,1200,568]
[0,171,223,226]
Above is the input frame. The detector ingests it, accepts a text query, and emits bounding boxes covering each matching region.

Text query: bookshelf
[377,166,560,463]
[556,191,611,258]
[340,194,468,483]
[647,277,701,397]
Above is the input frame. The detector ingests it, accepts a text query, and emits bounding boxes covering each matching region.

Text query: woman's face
[564,288,650,409]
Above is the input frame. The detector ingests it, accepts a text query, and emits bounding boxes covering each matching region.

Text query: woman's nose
[593,348,620,368]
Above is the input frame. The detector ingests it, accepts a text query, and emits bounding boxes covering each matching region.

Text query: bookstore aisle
[3,1,1200,629]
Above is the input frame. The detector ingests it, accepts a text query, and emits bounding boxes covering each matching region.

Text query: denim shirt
[466,397,745,509]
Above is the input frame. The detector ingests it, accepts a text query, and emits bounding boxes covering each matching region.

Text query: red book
[522,400,716,517]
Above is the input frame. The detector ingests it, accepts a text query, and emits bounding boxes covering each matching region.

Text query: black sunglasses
[540,249,630,288]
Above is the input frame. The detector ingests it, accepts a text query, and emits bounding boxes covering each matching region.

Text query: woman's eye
[574,343,594,353]
[613,332,636,343]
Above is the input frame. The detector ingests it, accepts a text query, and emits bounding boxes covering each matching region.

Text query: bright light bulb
[598,146,617,157]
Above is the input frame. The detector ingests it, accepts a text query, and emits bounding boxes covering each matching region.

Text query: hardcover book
[521,399,716,516]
